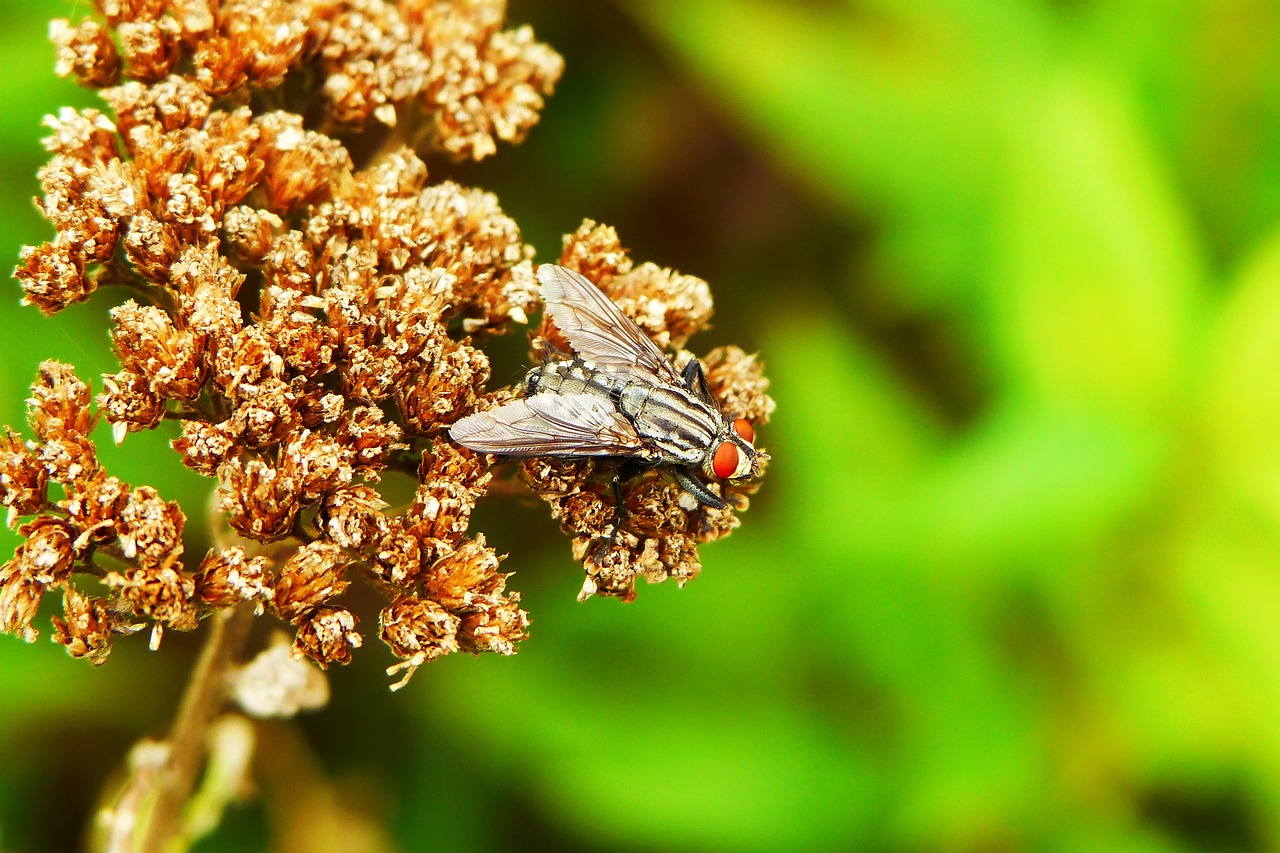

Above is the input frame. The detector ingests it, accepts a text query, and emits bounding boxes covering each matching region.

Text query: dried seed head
[196,546,274,611]
[18,516,78,585]
[273,541,350,624]
[380,595,461,690]
[105,566,198,632]
[0,428,49,526]
[51,18,121,87]
[317,484,389,550]
[293,606,362,668]
[0,559,46,643]
[51,586,119,666]
[115,485,186,568]
[218,458,300,542]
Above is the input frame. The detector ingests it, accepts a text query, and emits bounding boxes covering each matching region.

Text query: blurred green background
[6,0,1280,849]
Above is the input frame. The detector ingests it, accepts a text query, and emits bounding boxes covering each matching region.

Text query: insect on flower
[449,264,761,510]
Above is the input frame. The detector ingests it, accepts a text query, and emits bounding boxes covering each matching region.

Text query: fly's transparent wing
[449,393,651,457]
[537,264,683,386]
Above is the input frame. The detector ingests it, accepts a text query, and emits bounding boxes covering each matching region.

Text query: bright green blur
[3,0,1280,850]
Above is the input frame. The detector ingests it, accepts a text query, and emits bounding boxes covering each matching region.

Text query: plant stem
[138,604,255,853]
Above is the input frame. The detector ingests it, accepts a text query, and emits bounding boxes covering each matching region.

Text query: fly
[448,264,759,510]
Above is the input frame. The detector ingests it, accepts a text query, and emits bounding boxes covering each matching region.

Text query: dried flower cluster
[519,221,773,602]
[2,0,772,687]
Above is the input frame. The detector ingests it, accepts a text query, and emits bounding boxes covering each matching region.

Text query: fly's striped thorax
[525,358,720,465]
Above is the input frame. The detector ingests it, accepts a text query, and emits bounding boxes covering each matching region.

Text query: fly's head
[704,416,758,483]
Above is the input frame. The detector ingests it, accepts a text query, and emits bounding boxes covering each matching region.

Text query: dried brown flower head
[3,0,771,689]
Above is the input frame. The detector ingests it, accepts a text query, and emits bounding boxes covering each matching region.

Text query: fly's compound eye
[732,418,754,443]
[713,441,740,479]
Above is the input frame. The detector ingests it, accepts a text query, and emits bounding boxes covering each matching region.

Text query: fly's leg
[588,460,648,562]
[673,467,727,510]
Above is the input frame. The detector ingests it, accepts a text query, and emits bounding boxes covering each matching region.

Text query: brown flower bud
[701,346,776,426]
[293,606,362,668]
[105,566,197,631]
[318,485,388,550]
[0,559,45,642]
[398,340,490,434]
[380,595,460,689]
[109,301,207,401]
[118,17,182,82]
[219,458,300,542]
[61,474,130,546]
[423,536,504,611]
[17,516,78,585]
[172,420,236,477]
[273,541,349,623]
[223,205,283,266]
[0,428,49,525]
[107,76,213,136]
[608,262,714,351]
[51,18,121,87]
[255,112,352,213]
[337,406,404,469]
[196,546,274,610]
[278,429,355,502]
[370,522,424,586]
[15,241,93,316]
[558,219,633,284]
[51,586,117,665]
[116,485,186,568]
[458,592,528,656]
[100,370,167,438]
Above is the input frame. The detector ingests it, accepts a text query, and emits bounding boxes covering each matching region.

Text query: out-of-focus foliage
[4,0,1280,850]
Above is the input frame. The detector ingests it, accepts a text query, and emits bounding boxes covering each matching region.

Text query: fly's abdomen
[526,359,627,402]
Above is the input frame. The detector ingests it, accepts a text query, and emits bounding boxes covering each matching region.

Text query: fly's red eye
[712,441,739,479]
[733,418,754,442]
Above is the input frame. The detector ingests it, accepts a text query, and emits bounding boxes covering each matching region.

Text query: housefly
[448,264,759,510]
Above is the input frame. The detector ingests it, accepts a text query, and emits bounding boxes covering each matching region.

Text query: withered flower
[2,0,771,696]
